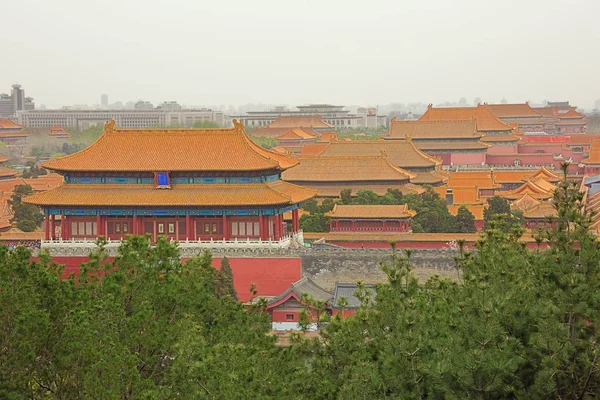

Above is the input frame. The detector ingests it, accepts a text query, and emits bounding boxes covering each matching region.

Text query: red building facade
[326,204,415,232]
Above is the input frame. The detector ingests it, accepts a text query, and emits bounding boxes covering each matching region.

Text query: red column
[329,219,333,232]
[50,215,56,239]
[275,214,282,240]
[222,215,229,240]
[63,216,69,239]
[382,220,386,232]
[186,215,191,239]
[259,215,264,240]
[59,215,65,240]
[351,220,355,232]
[96,215,102,236]
[44,215,49,240]
[292,209,299,233]
[133,215,138,235]
[153,218,157,243]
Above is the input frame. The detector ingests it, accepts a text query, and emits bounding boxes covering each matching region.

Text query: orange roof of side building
[419,104,515,132]
[282,155,416,183]
[511,193,542,212]
[318,132,339,143]
[43,120,297,173]
[523,202,557,219]
[301,143,329,155]
[277,128,316,140]
[23,173,64,191]
[0,119,23,130]
[448,204,485,220]
[24,181,316,208]
[306,183,426,198]
[48,124,70,137]
[266,115,333,129]
[0,223,44,241]
[498,179,556,200]
[558,108,586,119]
[447,171,499,189]
[492,167,562,185]
[326,204,416,219]
[384,118,482,139]
[532,107,559,117]
[0,167,19,179]
[434,186,481,204]
[582,142,600,165]
[319,140,441,169]
[486,103,542,118]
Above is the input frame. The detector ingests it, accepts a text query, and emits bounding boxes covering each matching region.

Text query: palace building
[326,204,416,233]
[419,104,519,154]
[0,118,29,147]
[48,124,70,139]
[486,103,546,133]
[276,128,317,154]
[316,139,448,185]
[281,154,422,198]
[383,118,489,165]
[24,120,316,246]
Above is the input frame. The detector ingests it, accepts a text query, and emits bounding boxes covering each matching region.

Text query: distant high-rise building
[594,99,600,111]
[134,100,154,110]
[0,84,34,117]
[157,101,182,111]
[101,94,108,107]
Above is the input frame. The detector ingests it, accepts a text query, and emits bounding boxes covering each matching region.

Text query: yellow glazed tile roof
[43,120,297,173]
[24,181,316,207]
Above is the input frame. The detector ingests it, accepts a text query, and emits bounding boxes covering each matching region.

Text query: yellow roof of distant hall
[318,140,441,168]
[282,155,416,183]
[385,118,482,139]
[419,104,515,132]
[43,120,298,173]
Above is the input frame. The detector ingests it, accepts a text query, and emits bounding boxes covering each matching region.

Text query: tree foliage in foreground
[1,171,600,398]
[292,171,600,398]
[0,236,290,399]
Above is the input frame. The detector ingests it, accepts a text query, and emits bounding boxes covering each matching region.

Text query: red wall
[31,256,301,303]
[450,152,486,166]
[487,144,518,154]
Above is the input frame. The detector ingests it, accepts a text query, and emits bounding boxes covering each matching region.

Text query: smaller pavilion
[582,142,600,175]
[523,202,558,230]
[276,128,317,154]
[0,119,28,147]
[556,108,588,134]
[282,154,420,199]
[384,118,490,165]
[266,277,333,331]
[419,104,520,154]
[48,124,70,139]
[499,179,556,201]
[326,204,416,233]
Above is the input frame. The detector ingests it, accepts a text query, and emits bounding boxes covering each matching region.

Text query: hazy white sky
[2,0,599,109]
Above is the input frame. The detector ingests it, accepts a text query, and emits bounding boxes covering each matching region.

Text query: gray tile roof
[333,282,377,309]
[267,277,333,307]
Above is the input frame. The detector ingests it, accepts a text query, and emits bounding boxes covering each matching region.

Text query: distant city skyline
[2,0,599,110]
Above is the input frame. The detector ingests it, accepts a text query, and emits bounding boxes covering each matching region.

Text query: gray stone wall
[40,244,459,292]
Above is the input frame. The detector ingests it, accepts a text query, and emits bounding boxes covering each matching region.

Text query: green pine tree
[216,256,237,300]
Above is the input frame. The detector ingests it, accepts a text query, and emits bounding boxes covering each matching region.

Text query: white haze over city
[1,0,599,109]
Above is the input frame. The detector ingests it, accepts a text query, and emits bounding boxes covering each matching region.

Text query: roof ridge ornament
[104,120,116,134]
[232,119,244,131]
